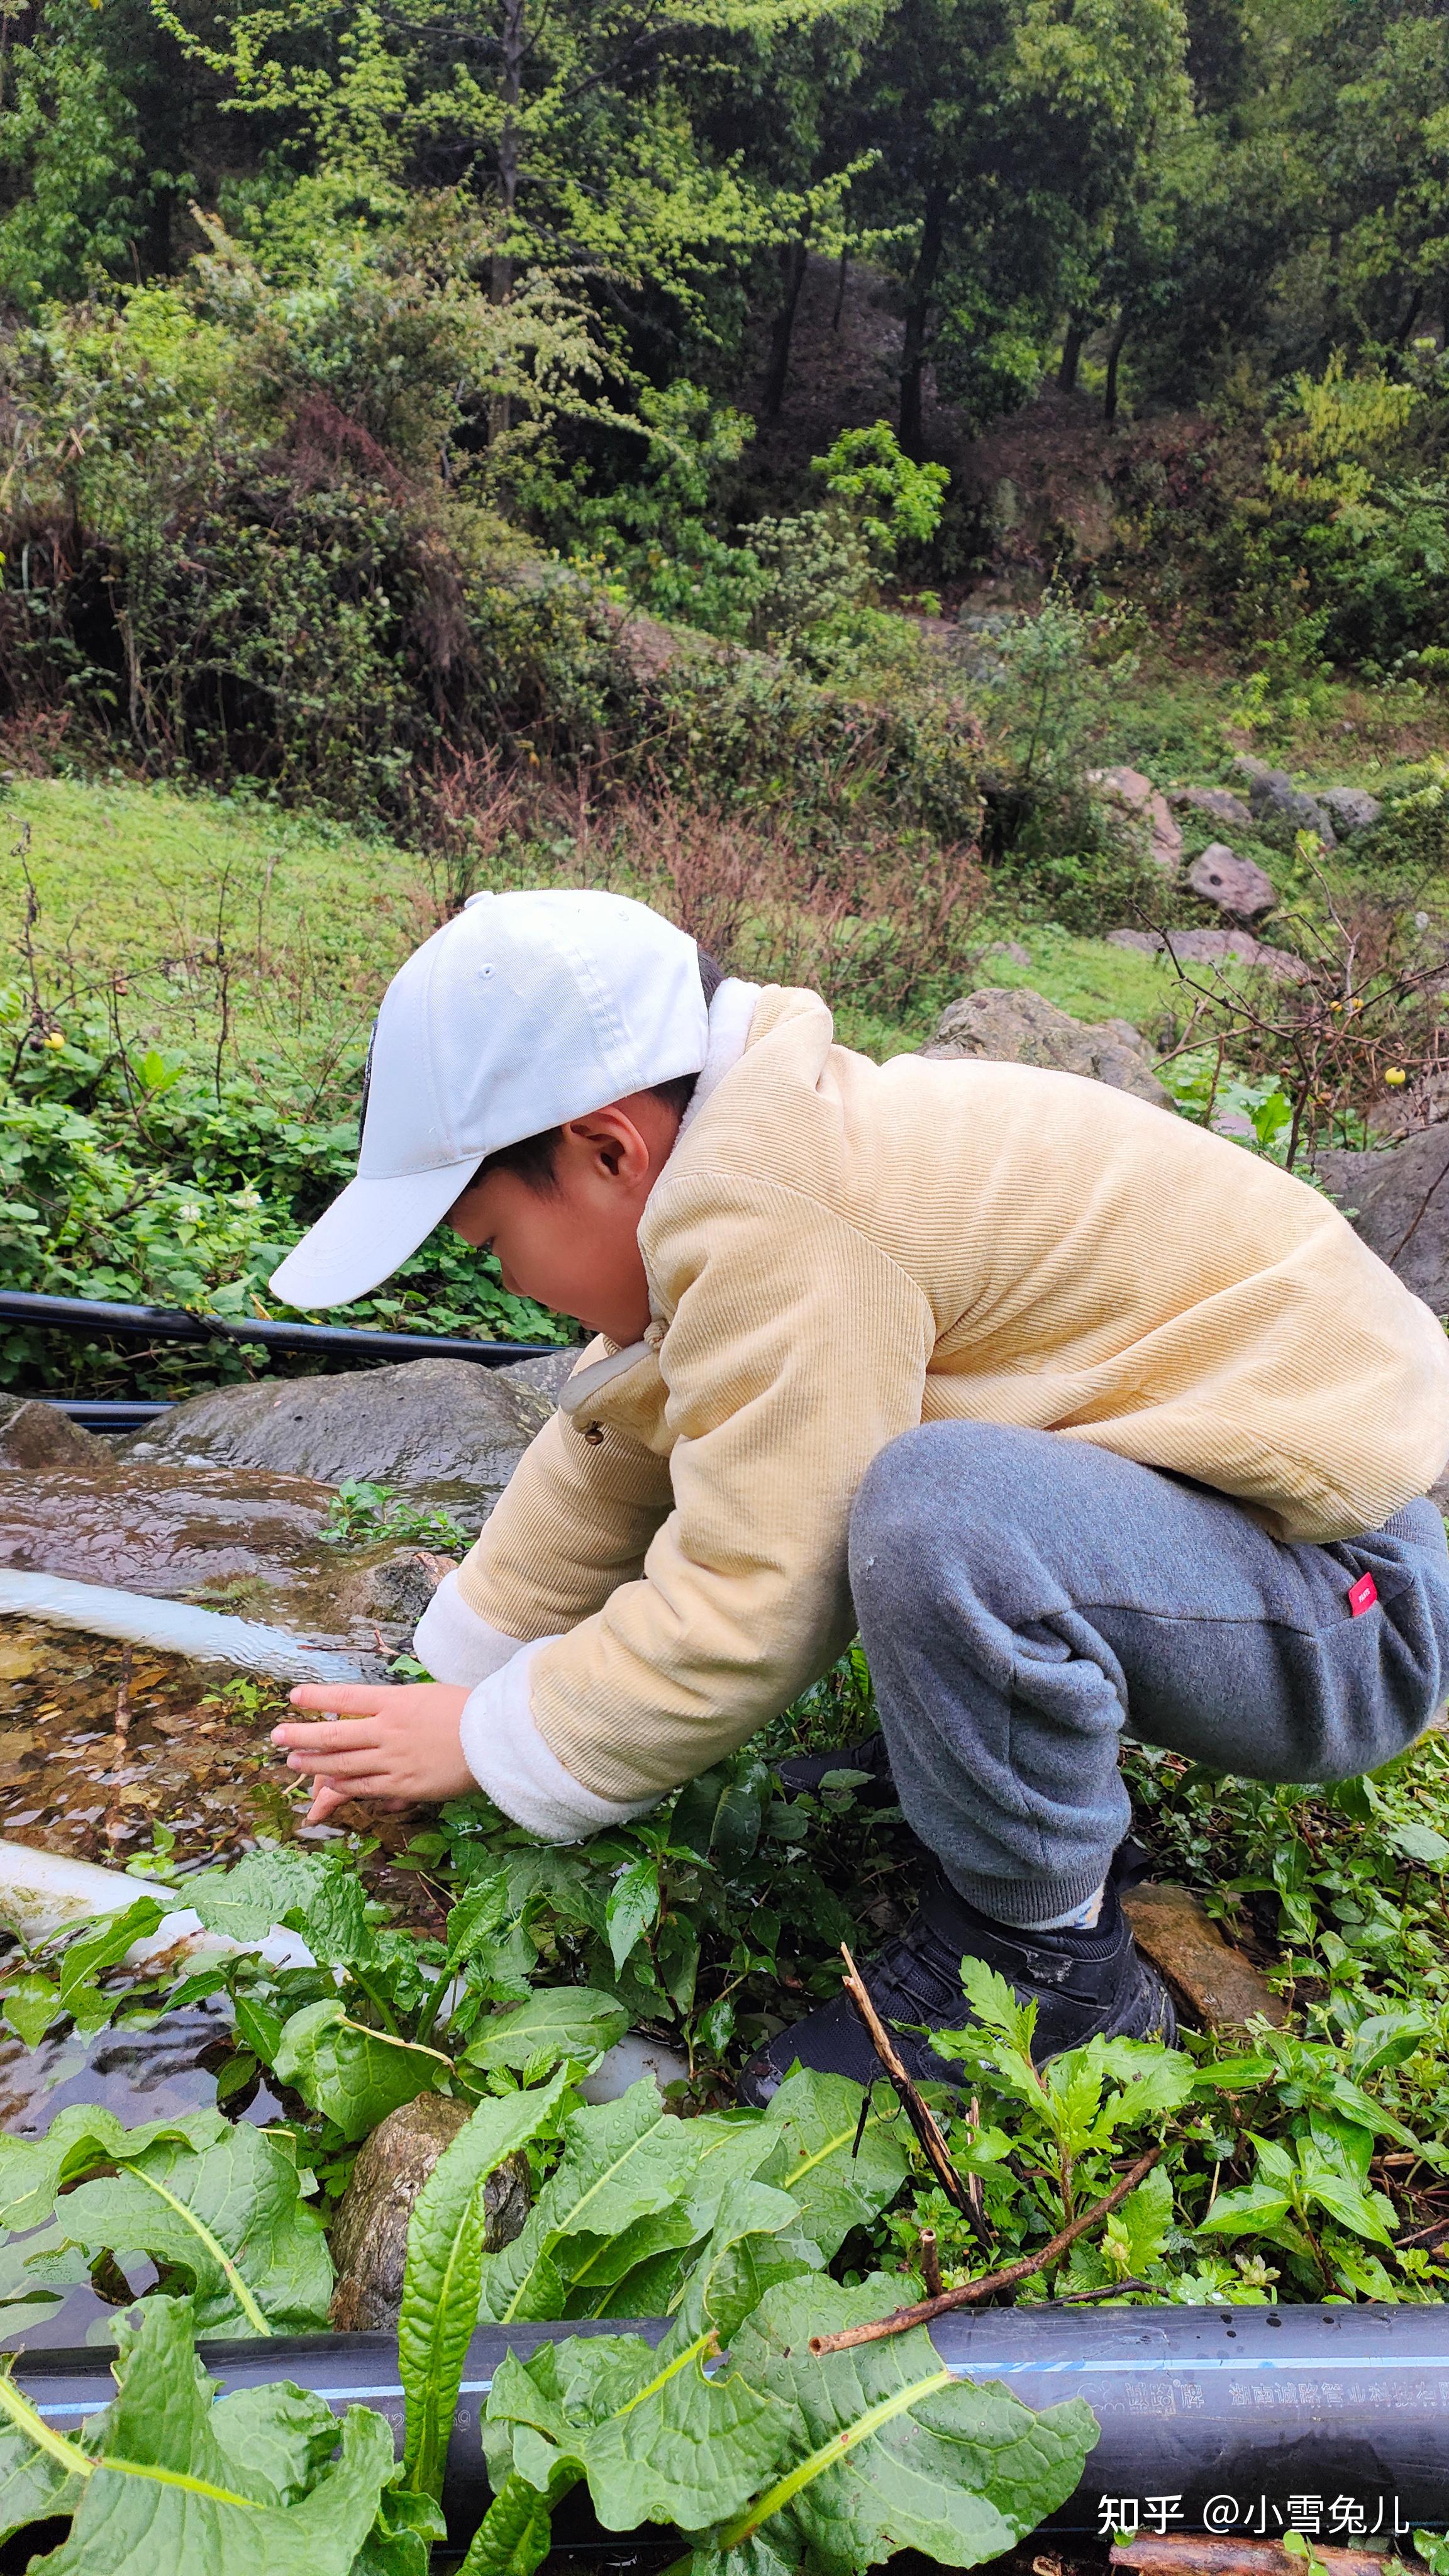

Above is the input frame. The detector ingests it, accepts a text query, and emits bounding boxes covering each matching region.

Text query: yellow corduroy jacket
[453,985,1449,1806]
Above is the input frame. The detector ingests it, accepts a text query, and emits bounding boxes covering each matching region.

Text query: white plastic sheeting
[0,1837,313,1969]
[0,1570,365,1682]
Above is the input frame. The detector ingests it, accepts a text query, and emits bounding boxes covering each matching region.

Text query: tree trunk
[1396,282,1424,349]
[1102,308,1130,424]
[899,182,947,459]
[832,245,850,330]
[490,0,526,308]
[1058,315,1085,392]
[489,0,527,437]
[763,226,811,417]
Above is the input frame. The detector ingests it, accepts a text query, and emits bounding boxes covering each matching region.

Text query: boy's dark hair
[472,947,724,1196]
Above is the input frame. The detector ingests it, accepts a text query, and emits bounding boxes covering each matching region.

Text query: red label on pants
[1348,1570,1379,1618]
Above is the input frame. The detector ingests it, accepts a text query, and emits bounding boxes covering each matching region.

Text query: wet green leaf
[400,2074,567,2501]
[459,1989,628,2079]
[605,1860,660,1977]
[271,2001,449,2143]
[15,2295,396,2575]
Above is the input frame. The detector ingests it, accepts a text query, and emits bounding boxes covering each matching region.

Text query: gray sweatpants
[848,1422,1449,1929]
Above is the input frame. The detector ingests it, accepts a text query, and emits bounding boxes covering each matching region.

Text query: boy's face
[447,1092,683,1343]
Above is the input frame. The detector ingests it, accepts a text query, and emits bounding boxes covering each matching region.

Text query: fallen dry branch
[1112,2538,1391,2576]
[807,2144,1162,2353]
[840,1940,977,2221]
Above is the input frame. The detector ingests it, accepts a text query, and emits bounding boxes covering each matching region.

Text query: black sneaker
[736,1869,1175,2106]
[775,1733,896,1797]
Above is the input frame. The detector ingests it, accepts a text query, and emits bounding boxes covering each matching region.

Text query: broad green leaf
[0,2395,82,2544]
[36,2116,333,2336]
[1389,1820,1449,1867]
[752,2069,909,2259]
[457,2463,574,2576]
[1,1975,62,2048]
[713,2274,1099,2571]
[0,2105,225,2233]
[442,1872,511,1968]
[1301,2170,1397,2245]
[605,1860,660,1977]
[460,1989,628,2078]
[486,2321,787,2534]
[18,2296,396,2576]
[1197,2181,1295,2236]
[1104,2163,1173,2274]
[477,2078,706,2326]
[400,2073,567,2501]
[204,2381,344,2504]
[183,1851,328,1945]
[353,2480,448,2576]
[272,2001,450,2142]
[57,1902,167,2014]
[672,1758,768,1872]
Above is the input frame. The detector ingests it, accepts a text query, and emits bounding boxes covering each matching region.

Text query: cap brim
[269,1161,479,1311]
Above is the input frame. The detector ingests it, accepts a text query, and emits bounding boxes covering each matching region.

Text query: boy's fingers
[272,1719,384,1751]
[305,1783,353,1825]
[289,1685,393,1717]
[284,1747,391,1780]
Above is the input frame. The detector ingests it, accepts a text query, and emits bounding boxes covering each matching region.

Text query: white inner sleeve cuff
[458,1638,660,1842]
[413,1568,525,1687]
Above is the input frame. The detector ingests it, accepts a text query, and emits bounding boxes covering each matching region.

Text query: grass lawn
[1,774,430,1075]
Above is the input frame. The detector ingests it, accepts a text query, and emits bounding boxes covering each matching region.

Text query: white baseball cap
[269,888,709,1310]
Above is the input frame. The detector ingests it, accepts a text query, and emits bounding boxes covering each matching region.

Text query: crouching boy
[269,889,1449,2099]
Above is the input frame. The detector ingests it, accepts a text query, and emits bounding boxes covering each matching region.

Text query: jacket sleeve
[524,1172,936,1806]
[453,1382,675,1640]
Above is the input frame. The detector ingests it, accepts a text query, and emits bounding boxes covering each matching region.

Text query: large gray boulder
[921,987,1170,1108]
[1320,785,1383,836]
[1106,926,1307,982]
[1169,785,1255,831]
[1232,756,1337,849]
[1185,843,1278,922]
[1085,765,1182,877]
[117,1356,558,1499]
[1314,1126,1449,1313]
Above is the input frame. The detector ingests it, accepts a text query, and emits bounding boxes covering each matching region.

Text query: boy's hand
[274,1682,474,1826]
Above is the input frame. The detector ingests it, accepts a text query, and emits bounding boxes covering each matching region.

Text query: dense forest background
[0,0,1446,1374]
[1,0,1445,788]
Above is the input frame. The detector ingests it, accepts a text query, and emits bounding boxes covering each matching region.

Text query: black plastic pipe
[13,2304,1449,2551]
[46,1400,173,1433]
[0,1288,558,1369]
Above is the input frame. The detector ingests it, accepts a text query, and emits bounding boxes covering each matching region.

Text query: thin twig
[839,1943,976,2223]
[109,1646,132,1767]
[807,2145,1162,2353]
[918,2227,943,2297]
[1060,2275,1150,2303]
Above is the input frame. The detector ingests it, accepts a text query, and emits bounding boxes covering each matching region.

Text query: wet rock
[356,1548,457,1628]
[1168,784,1255,831]
[328,2094,531,2329]
[1231,755,1337,848]
[0,1459,337,1612]
[1320,784,1383,836]
[1185,843,1278,922]
[1121,1882,1288,2029]
[0,1399,113,1474]
[921,987,1171,1108]
[1106,926,1308,982]
[499,1348,579,1405]
[1086,765,1182,877]
[118,1358,553,1502]
[1313,1124,1449,1313]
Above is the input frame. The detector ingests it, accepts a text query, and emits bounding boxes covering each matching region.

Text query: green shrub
[0,1009,567,1398]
